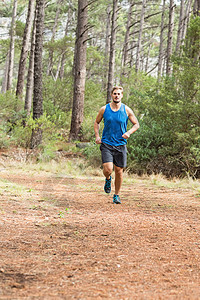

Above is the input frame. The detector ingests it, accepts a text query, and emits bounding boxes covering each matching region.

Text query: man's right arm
[94,106,105,144]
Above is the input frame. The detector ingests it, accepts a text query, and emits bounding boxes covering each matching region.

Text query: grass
[1,151,200,196]
[148,173,200,193]
[0,177,31,196]
[123,172,200,195]
[2,158,101,178]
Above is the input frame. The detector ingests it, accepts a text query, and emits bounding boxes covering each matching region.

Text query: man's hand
[95,137,102,144]
[122,132,130,139]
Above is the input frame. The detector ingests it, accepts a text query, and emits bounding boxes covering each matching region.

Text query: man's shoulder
[124,105,134,116]
[123,103,129,109]
[98,105,107,115]
[122,103,129,109]
[101,104,107,110]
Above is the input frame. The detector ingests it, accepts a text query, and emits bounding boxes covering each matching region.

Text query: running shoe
[113,194,121,204]
[104,176,112,193]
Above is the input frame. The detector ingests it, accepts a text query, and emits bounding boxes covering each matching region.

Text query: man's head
[111,86,123,103]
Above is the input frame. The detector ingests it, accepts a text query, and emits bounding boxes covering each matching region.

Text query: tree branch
[129,11,162,29]
[83,37,93,44]
[146,63,158,75]
[82,0,98,11]
[80,24,95,38]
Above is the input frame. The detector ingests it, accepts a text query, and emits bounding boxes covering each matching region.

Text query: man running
[94,86,139,204]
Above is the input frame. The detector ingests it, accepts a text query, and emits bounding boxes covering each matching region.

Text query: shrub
[83,141,102,167]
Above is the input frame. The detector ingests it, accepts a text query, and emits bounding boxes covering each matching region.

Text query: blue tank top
[101,103,128,146]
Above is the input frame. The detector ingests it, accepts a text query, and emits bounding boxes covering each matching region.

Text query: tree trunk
[24,10,37,115]
[129,28,137,69]
[16,0,35,98]
[7,0,17,91]
[30,0,45,149]
[1,53,9,93]
[145,39,152,73]
[135,0,146,73]
[186,0,200,61]
[193,0,200,16]
[46,0,63,77]
[55,56,61,81]
[157,0,166,79]
[175,0,184,54]
[105,3,112,67]
[69,0,88,141]
[59,3,73,80]
[166,0,175,75]
[121,1,134,78]
[181,0,193,44]
[102,3,111,89]
[106,0,118,103]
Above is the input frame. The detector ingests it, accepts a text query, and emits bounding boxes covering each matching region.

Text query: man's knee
[103,162,113,175]
[115,166,123,176]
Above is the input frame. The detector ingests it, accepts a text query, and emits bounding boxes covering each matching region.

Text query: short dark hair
[111,86,123,94]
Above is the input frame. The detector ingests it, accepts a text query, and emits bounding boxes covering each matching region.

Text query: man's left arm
[122,106,140,139]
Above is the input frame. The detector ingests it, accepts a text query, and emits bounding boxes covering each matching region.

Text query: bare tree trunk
[24,11,37,115]
[1,53,9,93]
[16,0,35,98]
[107,0,118,103]
[59,4,73,80]
[59,49,67,80]
[69,0,88,141]
[103,3,111,89]
[30,0,45,149]
[175,0,184,54]
[140,48,144,71]
[181,0,193,44]
[166,0,175,75]
[121,1,134,78]
[145,40,152,73]
[55,56,61,81]
[193,0,200,16]
[129,28,137,69]
[7,0,17,91]
[186,0,200,61]
[157,0,166,79]
[46,0,63,77]
[135,0,146,73]
[162,51,166,75]
[105,3,112,66]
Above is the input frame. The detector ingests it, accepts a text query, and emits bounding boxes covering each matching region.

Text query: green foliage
[45,35,74,54]
[0,125,10,148]
[10,118,32,148]
[37,142,57,162]
[43,76,73,111]
[0,92,23,120]
[84,80,105,114]
[0,40,9,61]
[42,76,73,134]
[80,81,105,141]
[184,16,200,60]
[83,142,102,167]
[86,46,105,83]
[128,119,166,164]
[15,20,25,38]
[0,2,12,17]
[127,68,200,177]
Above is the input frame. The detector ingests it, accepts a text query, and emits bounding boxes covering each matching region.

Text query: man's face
[111,89,123,103]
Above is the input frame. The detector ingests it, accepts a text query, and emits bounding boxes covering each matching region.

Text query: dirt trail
[0,163,200,299]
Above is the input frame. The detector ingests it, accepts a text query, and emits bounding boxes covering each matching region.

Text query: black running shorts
[100,142,127,168]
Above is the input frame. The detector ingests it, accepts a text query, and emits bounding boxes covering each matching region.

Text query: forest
[0,0,200,178]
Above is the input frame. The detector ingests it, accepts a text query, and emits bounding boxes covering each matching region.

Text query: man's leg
[103,162,113,193]
[114,165,123,195]
[103,162,113,179]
